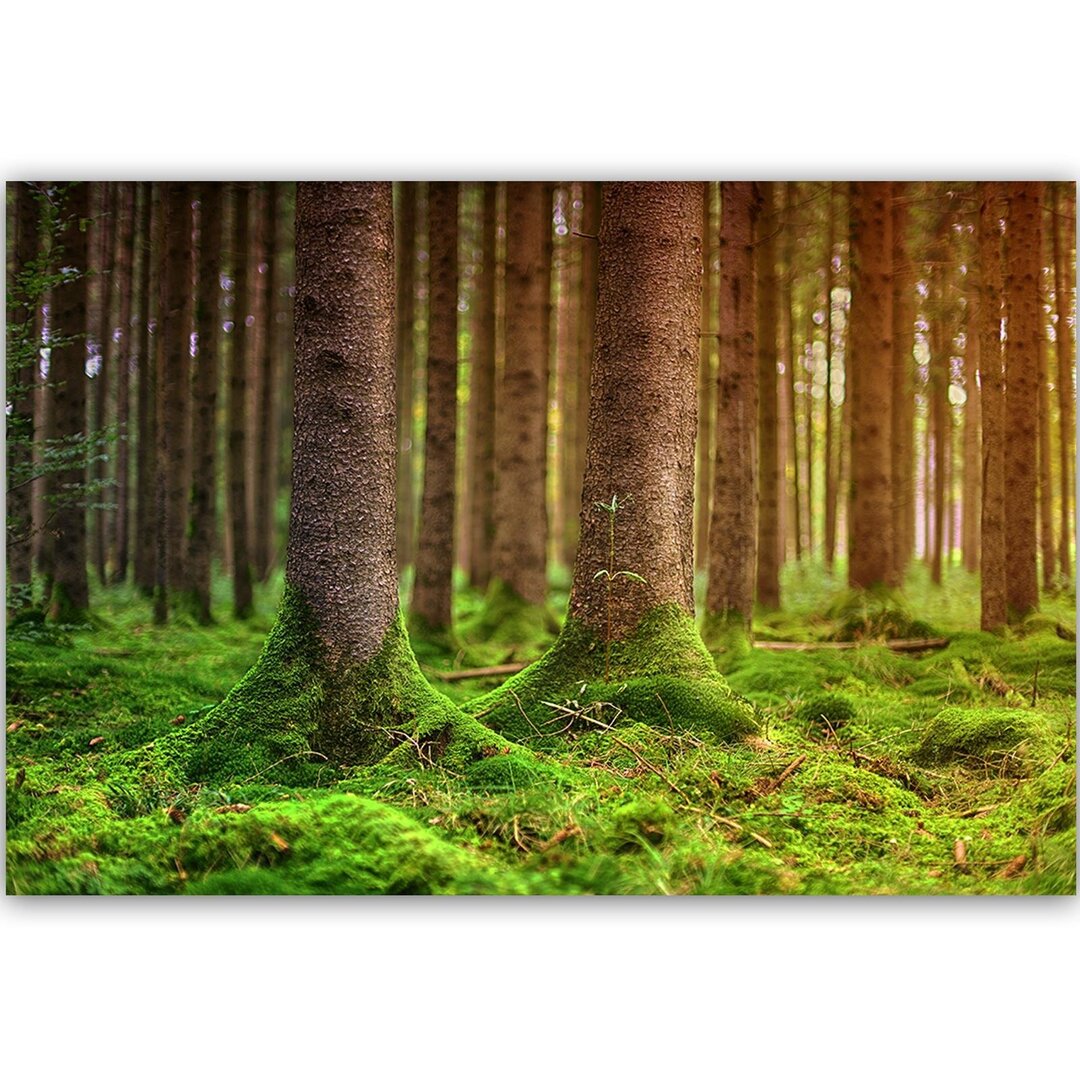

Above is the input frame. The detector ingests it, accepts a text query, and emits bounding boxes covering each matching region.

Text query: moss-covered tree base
[120,586,540,791]
[466,604,758,747]
[701,611,754,662]
[825,585,936,642]
[462,578,559,652]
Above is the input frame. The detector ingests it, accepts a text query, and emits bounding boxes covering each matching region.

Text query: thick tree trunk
[467,182,498,589]
[847,182,894,589]
[1052,183,1074,579]
[48,182,91,622]
[186,182,222,623]
[7,182,38,605]
[755,182,781,608]
[412,182,459,632]
[705,181,759,629]
[1003,182,1042,619]
[490,182,549,608]
[111,182,136,585]
[824,183,838,571]
[228,183,254,619]
[695,181,716,572]
[395,182,418,573]
[891,184,915,582]
[979,183,1007,630]
[134,184,158,595]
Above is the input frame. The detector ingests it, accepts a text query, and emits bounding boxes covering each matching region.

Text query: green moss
[461,578,559,651]
[796,692,858,730]
[467,605,757,745]
[914,706,1054,771]
[826,586,934,642]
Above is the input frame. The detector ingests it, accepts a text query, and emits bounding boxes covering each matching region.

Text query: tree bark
[824,183,838,571]
[979,183,1007,630]
[411,181,459,631]
[891,184,915,581]
[706,181,759,627]
[847,182,895,590]
[1003,182,1042,619]
[90,183,115,586]
[395,182,418,573]
[228,182,254,619]
[961,288,981,574]
[695,181,716,571]
[111,182,136,585]
[1037,289,1055,590]
[48,182,91,622]
[491,182,549,607]
[1052,183,1074,579]
[780,183,800,563]
[755,182,781,608]
[134,184,158,595]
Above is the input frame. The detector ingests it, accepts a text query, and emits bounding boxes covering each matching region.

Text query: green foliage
[914,706,1056,772]
[795,692,858,730]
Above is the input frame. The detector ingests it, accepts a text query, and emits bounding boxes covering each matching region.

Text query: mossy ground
[6,561,1076,894]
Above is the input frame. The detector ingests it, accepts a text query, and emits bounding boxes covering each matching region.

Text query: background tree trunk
[695,181,716,572]
[1053,183,1074,580]
[90,183,115,586]
[134,184,158,596]
[824,183,838,572]
[111,182,136,585]
[395,182,418,573]
[891,184,915,582]
[411,181,459,631]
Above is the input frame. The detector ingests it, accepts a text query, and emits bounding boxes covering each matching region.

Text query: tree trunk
[395,182,418,573]
[1053,183,1074,579]
[824,183,838,571]
[186,182,222,623]
[705,181,759,630]
[891,183,915,582]
[1003,182,1042,619]
[411,181,459,632]
[961,291,981,574]
[755,182,781,608]
[979,183,1007,630]
[228,182,254,619]
[1037,295,1055,590]
[489,182,549,610]
[90,183,115,586]
[467,181,498,589]
[780,183,800,563]
[847,182,894,590]
[111,182,136,585]
[134,184,158,595]
[695,181,716,572]
[48,182,91,622]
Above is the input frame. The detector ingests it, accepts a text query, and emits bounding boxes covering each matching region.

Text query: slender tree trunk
[111,183,136,584]
[802,302,815,560]
[891,184,915,582]
[48,182,91,622]
[1037,297,1055,589]
[847,182,895,589]
[1003,182,1043,618]
[32,289,51,580]
[961,294,981,574]
[395,182,418,573]
[1053,183,1074,579]
[979,183,1007,630]
[706,181,759,628]
[928,214,950,587]
[412,181,459,631]
[134,184,158,595]
[755,182,781,608]
[780,183,800,563]
[490,182,549,607]
[695,181,716,571]
[186,183,222,623]
[824,183,838,571]
[228,182,254,619]
[7,182,38,605]
[90,184,115,586]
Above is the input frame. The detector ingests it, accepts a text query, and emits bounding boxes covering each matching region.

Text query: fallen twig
[753,637,948,653]
[429,662,528,682]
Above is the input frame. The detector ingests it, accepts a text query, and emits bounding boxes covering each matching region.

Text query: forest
[4,178,1076,896]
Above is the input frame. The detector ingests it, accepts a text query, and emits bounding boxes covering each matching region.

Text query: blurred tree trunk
[395,182,418,573]
[48,182,91,622]
[412,181,459,631]
[891,183,915,581]
[1053,183,1074,579]
[961,290,981,574]
[111,183,136,585]
[134,184,158,595]
[186,183,222,623]
[1003,182,1042,619]
[1037,299,1055,590]
[780,183,799,563]
[847,182,894,589]
[228,182,254,619]
[706,181,759,627]
[979,183,1007,630]
[823,183,838,571]
[695,181,716,572]
[755,181,780,608]
[90,183,115,585]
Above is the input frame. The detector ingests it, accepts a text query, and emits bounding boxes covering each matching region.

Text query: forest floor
[5,562,1076,895]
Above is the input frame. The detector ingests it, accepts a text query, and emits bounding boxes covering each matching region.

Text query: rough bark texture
[186,182,222,623]
[491,182,549,606]
[978,184,1007,630]
[7,182,38,601]
[411,181,459,631]
[48,182,91,622]
[847,182,894,589]
[695,181,716,571]
[755,182,781,608]
[288,182,398,660]
[705,182,759,628]
[229,183,254,619]
[134,184,157,595]
[1003,182,1042,619]
[891,184,915,581]
[568,182,702,638]
[467,181,497,589]
[1052,183,1074,579]
[394,182,417,572]
[111,183,136,585]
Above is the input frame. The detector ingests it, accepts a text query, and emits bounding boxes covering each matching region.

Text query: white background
[3,2,1078,1076]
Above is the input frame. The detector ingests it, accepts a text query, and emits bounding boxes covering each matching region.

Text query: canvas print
[5,181,1076,895]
